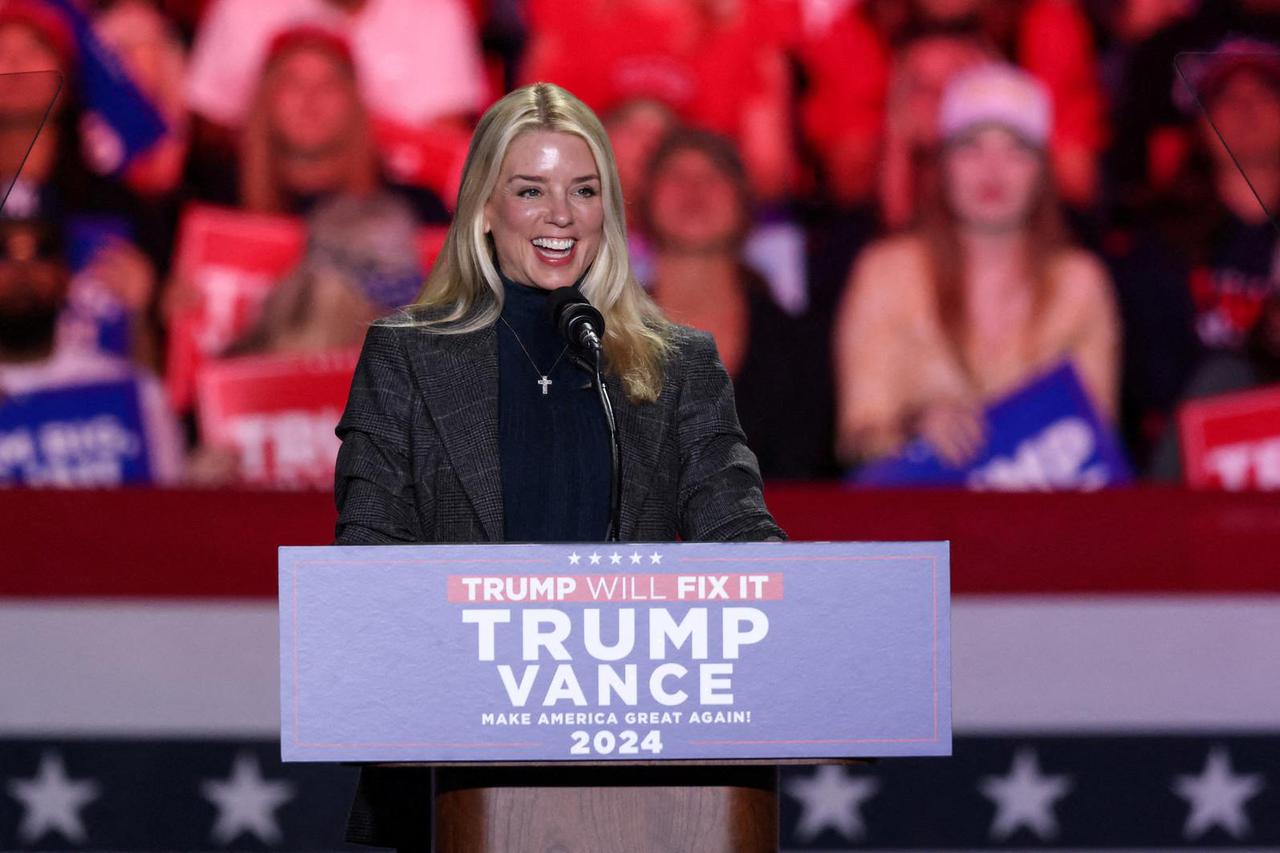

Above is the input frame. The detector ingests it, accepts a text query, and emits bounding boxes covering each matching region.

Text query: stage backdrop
[1,486,1278,850]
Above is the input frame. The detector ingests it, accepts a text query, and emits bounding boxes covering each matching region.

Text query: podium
[280,541,950,851]
[433,764,778,852]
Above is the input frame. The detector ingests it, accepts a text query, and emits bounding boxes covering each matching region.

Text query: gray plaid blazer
[334,318,784,548]
[333,315,784,847]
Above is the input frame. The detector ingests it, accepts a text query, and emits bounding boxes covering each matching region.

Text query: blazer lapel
[400,318,669,543]
[610,378,668,541]
[404,323,504,542]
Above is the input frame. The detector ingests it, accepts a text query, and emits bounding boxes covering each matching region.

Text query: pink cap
[937,63,1052,147]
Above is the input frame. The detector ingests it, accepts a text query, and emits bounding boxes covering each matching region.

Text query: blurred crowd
[2,0,1280,487]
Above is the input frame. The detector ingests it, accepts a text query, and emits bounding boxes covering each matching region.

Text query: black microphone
[547,286,605,353]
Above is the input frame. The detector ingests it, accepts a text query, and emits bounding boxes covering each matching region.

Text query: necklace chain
[499,317,569,395]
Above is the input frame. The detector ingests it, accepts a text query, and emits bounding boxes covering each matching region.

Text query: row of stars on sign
[787,746,1267,844]
[567,551,662,565]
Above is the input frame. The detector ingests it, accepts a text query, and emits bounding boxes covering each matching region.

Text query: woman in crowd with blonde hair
[193,23,448,223]
[237,24,379,214]
[834,63,1120,468]
[333,80,783,848]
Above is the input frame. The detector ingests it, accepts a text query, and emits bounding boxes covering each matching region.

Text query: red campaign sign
[165,203,447,411]
[196,349,360,490]
[1179,384,1280,490]
[165,205,303,411]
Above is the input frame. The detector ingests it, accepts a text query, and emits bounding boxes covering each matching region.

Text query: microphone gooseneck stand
[582,332,621,542]
[549,287,622,542]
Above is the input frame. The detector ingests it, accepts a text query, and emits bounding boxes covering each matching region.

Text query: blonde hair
[917,138,1068,380]
[400,82,672,403]
[239,36,380,214]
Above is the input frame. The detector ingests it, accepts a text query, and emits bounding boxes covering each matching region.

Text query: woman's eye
[518,187,541,198]
[574,186,598,198]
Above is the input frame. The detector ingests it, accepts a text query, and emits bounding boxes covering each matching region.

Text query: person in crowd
[0,0,114,220]
[235,23,364,215]
[1149,291,1280,480]
[93,0,190,199]
[1111,38,1280,463]
[521,0,797,201]
[873,0,1105,223]
[878,26,994,231]
[186,191,423,485]
[188,24,449,223]
[1169,39,1280,355]
[602,97,679,204]
[798,23,992,349]
[1093,0,1196,97]
[0,0,170,371]
[184,0,486,138]
[795,3,889,207]
[87,0,192,371]
[1093,0,1196,214]
[1008,0,1107,210]
[833,63,1120,467]
[0,215,183,482]
[223,191,424,356]
[1108,0,1280,212]
[639,127,835,479]
[333,82,784,845]
[600,96,679,284]
[606,98,810,317]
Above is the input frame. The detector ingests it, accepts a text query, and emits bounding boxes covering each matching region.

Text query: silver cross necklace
[500,317,570,396]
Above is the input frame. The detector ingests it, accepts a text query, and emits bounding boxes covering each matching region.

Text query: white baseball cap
[937,63,1053,147]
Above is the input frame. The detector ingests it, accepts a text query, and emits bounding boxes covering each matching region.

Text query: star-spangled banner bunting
[1,735,1275,849]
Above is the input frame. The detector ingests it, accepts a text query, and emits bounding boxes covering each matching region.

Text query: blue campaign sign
[0,378,152,486]
[854,362,1132,489]
[65,215,136,357]
[44,0,168,176]
[279,541,951,763]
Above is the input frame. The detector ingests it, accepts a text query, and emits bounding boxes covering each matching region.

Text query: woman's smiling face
[484,130,605,290]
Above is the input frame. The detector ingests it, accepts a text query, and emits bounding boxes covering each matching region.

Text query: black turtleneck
[496,270,611,542]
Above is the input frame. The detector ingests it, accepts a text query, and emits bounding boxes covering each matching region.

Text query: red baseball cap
[264,22,355,70]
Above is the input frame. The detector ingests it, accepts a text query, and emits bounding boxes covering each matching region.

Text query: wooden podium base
[433,766,778,852]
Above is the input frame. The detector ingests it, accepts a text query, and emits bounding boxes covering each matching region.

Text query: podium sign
[279,541,951,762]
